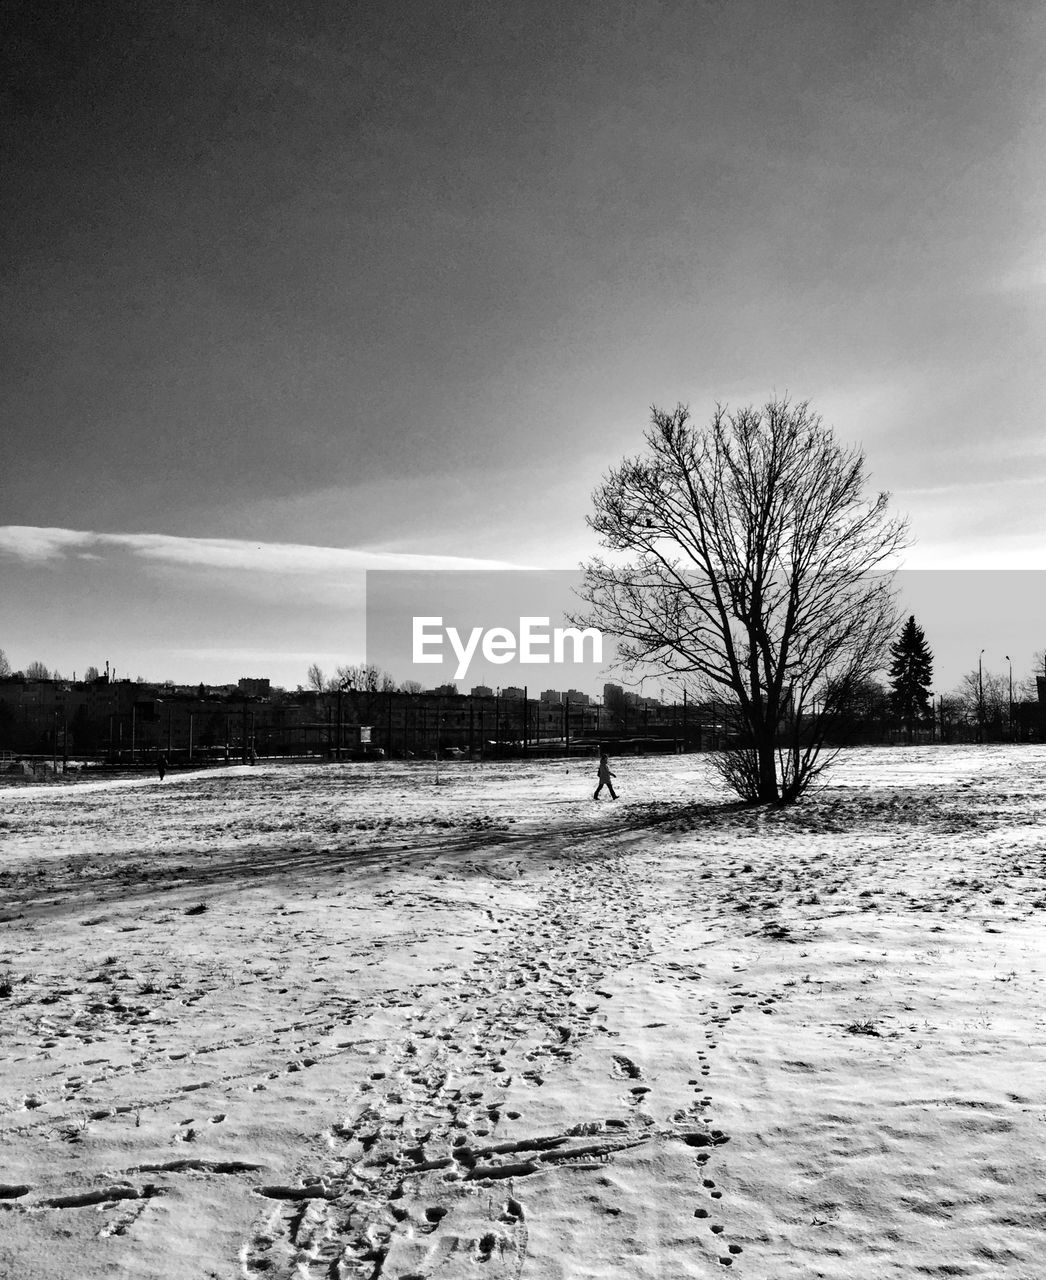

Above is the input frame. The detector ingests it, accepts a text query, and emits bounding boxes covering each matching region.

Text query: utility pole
[976,650,983,741]
[1005,655,1013,741]
[336,673,356,761]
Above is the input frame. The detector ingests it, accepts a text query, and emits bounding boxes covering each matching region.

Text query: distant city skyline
[3,4,1044,696]
[0,558,1042,702]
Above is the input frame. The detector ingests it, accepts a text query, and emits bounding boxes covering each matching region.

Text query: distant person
[593,751,617,800]
[157,753,167,782]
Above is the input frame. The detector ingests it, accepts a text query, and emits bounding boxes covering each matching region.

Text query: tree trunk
[756,738,779,804]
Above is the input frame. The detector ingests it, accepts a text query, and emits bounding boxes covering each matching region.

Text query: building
[0,668,764,765]
[237,677,271,697]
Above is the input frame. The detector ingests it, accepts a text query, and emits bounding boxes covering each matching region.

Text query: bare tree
[938,693,965,742]
[0,648,10,678]
[24,660,51,680]
[84,665,101,682]
[400,680,423,694]
[1018,649,1046,700]
[957,668,1008,739]
[335,663,397,693]
[578,399,909,805]
[309,662,397,694]
[821,675,892,745]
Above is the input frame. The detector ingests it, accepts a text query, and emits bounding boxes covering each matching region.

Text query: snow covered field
[1,746,1045,1279]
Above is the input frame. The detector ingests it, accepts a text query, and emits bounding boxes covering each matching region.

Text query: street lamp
[1005,655,1013,741]
[978,649,985,742]
[337,672,357,761]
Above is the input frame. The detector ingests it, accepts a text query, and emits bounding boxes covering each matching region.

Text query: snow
[1,746,1045,1278]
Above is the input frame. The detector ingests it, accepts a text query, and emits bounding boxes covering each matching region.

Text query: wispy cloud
[986,249,1046,295]
[896,471,1046,500]
[902,536,1046,571]
[0,527,528,573]
[0,526,92,563]
[167,646,352,664]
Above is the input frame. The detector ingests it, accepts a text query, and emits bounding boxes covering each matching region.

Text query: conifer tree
[888,615,933,742]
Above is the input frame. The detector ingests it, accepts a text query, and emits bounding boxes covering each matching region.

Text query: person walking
[593,751,617,800]
[157,752,167,782]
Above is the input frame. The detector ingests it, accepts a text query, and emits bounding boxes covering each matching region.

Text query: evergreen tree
[888,615,934,741]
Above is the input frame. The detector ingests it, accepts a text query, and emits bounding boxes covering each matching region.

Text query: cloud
[901,541,1046,571]
[167,646,351,664]
[0,526,93,562]
[896,471,1046,500]
[0,527,528,573]
[986,252,1046,295]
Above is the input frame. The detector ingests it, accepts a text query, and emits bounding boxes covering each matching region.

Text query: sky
[2,0,1044,694]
